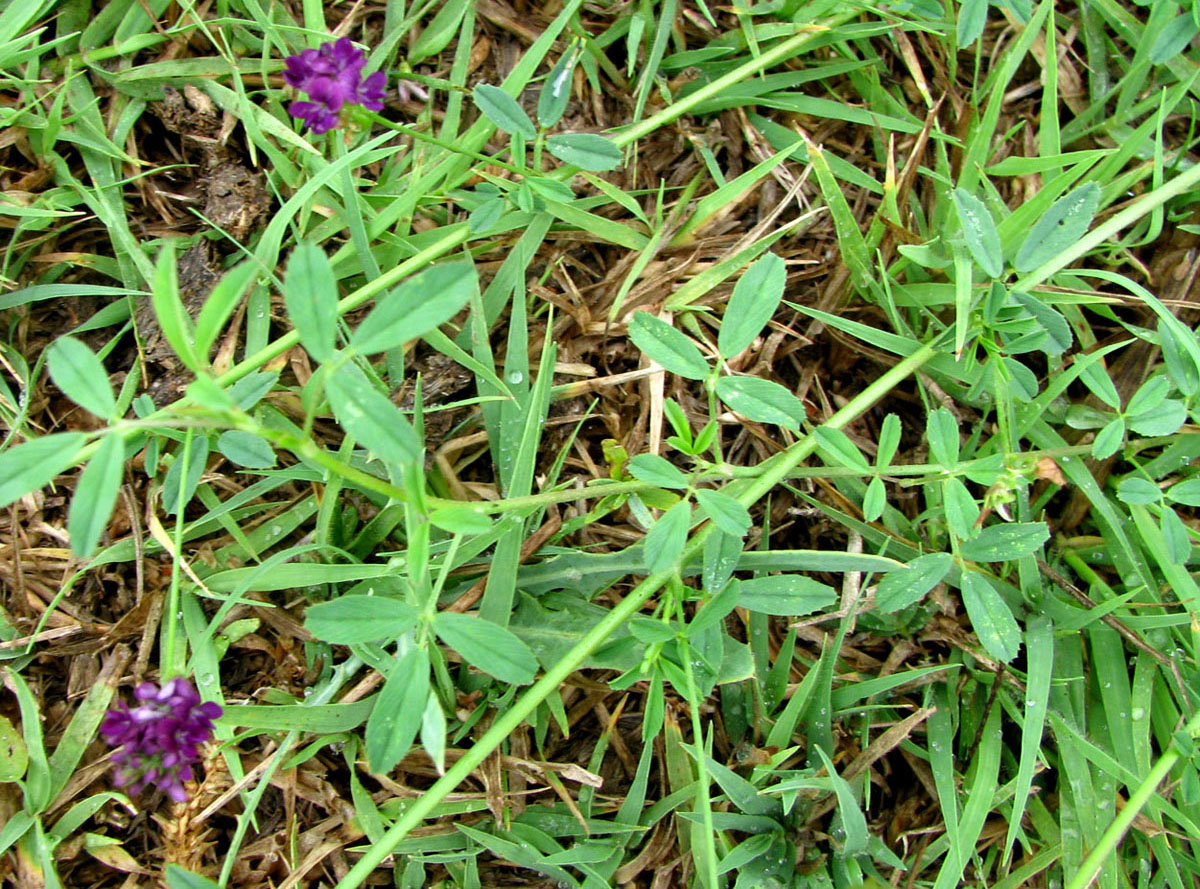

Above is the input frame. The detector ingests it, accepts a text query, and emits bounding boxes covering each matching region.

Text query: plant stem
[332,342,937,888]
[1064,705,1200,889]
[1014,159,1200,292]
[214,226,472,391]
[609,14,860,151]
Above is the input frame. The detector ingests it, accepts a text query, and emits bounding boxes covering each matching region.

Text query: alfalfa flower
[101,677,222,803]
[283,37,386,134]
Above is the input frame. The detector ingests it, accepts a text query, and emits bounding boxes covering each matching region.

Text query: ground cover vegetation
[0,0,1198,886]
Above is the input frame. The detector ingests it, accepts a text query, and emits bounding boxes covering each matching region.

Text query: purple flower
[283,38,387,134]
[101,677,221,803]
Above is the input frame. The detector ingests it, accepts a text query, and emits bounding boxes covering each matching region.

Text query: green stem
[332,342,937,888]
[335,137,382,282]
[609,15,859,151]
[212,226,472,391]
[1013,159,1200,292]
[242,412,1101,517]
[217,655,364,888]
[681,638,720,889]
[1064,706,1200,889]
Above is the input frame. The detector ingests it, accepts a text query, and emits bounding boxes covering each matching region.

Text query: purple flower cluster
[100,677,221,803]
[284,37,386,134]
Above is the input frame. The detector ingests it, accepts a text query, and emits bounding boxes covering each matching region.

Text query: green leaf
[433,612,539,684]
[957,0,988,45]
[365,647,430,774]
[1162,507,1192,565]
[166,865,223,889]
[525,176,576,203]
[629,617,677,644]
[420,693,447,775]
[428,505,493,534]
[715,376,806,429]
[1012,292,1072,353]
[1078,355,1122,409]
[627,454,690,489]
[813,746,869,855]
[952,189,1003,278]
[216,430,276,469]
[807,140,873,292]
[663,398,692,446]
[408,0,470,63]
[1129,399,1187,437]
[161,437,209,515]
[545,133,622,171]
[220,700,373,733]
[472,83,536,138]
[736,575,836,616]
[716,833,776,875]
[627,312,710,380]
[1092,416,1125,459]
[959,522,1049,562]
[942,476,979,539]
[325,363,422,467]
[186,375,234,412]
[349,262,477,355]
[719,253,786,359]
[151,240,202,371]
[509,594,640,672]
[1160,316,1199,397]
[644,499,691,574]
[695,489,751,537]
[814,427,870,472]
[0,714,27,782]
[877,414,902,467]
[689,577,742,635]
[0,433,86,509]
[862,476,886,522]
[1151,14,1199,64]
[285,243,339,362]
[468,197,506,234]
[537,43,580,128]
[305,595,421,644]
[1014,183,1102,273]
[703,530,743,595]
[46,336,115,418]
[1064,403,1111,430]
[194,259,257,358]
[875,552,953,613]
[926,407,959,468]
[0,812,33,857]
[68,433,124,558]
[960,570,1021,662]
[1116,478,1162,505]
[230,371,277,410]
[1125,376,1170,417]
[1167,479,1200,507]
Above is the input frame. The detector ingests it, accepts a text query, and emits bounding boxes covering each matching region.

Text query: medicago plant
[2,1,1200,888]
